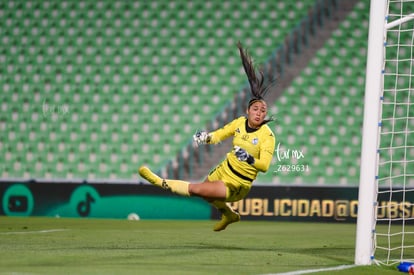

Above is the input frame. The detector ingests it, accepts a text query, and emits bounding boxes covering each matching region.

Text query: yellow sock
[164,179,190,196]
[211,201,233,215]
[139,166,189,196]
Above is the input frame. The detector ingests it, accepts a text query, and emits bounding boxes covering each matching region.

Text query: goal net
[375,1,414,266]
[355,0,414,266]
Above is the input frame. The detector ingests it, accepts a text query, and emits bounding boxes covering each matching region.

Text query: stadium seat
[255,1,370,185]
[1,0,356,184]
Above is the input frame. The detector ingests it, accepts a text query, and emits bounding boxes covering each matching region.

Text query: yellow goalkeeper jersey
[208,116,276,181]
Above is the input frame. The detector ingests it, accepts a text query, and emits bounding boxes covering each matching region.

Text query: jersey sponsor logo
[241,134,249,141]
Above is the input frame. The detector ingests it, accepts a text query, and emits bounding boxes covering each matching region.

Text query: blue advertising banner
[1,181,412,223]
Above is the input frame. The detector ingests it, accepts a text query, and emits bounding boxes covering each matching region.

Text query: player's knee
[188,184,204,197]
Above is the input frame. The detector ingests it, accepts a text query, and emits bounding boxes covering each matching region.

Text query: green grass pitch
[0,217,398,275]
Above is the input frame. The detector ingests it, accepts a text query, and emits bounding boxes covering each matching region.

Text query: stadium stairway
[174,0,361,182]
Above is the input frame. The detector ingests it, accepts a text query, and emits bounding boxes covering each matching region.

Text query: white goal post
[355,0,414,266]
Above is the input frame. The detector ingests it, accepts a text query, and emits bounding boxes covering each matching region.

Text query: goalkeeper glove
[193,130,210,146]
[234,146,255,165]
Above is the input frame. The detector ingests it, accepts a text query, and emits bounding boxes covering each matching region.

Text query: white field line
[0,229,68,235]
[262,264,357,275]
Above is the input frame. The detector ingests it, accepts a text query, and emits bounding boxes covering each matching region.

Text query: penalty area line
[0,229,69,235]
[262,264,357,275]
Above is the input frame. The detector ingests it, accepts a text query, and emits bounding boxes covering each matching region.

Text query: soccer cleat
[213,210,240,232]
[138,166,164,187]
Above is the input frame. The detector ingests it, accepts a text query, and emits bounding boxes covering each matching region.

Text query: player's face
[247,100,267,128]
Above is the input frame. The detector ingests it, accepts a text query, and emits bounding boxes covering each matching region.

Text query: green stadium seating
[255,1,370,185]
[1,0,318,180]
[10,0,406,187]
[257,0,414,186]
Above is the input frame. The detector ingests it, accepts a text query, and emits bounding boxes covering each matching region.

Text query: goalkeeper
[138,42,276,231]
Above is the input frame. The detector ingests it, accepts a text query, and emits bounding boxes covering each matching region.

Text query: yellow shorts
[207,160,252,202]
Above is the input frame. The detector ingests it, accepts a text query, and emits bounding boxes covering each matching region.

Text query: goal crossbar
[386,13,414,29]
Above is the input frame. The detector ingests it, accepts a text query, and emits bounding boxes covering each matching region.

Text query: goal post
[355,0,414,266]
[354,0,387,265]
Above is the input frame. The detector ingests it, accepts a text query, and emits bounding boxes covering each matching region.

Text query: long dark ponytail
[237,42,275,125]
